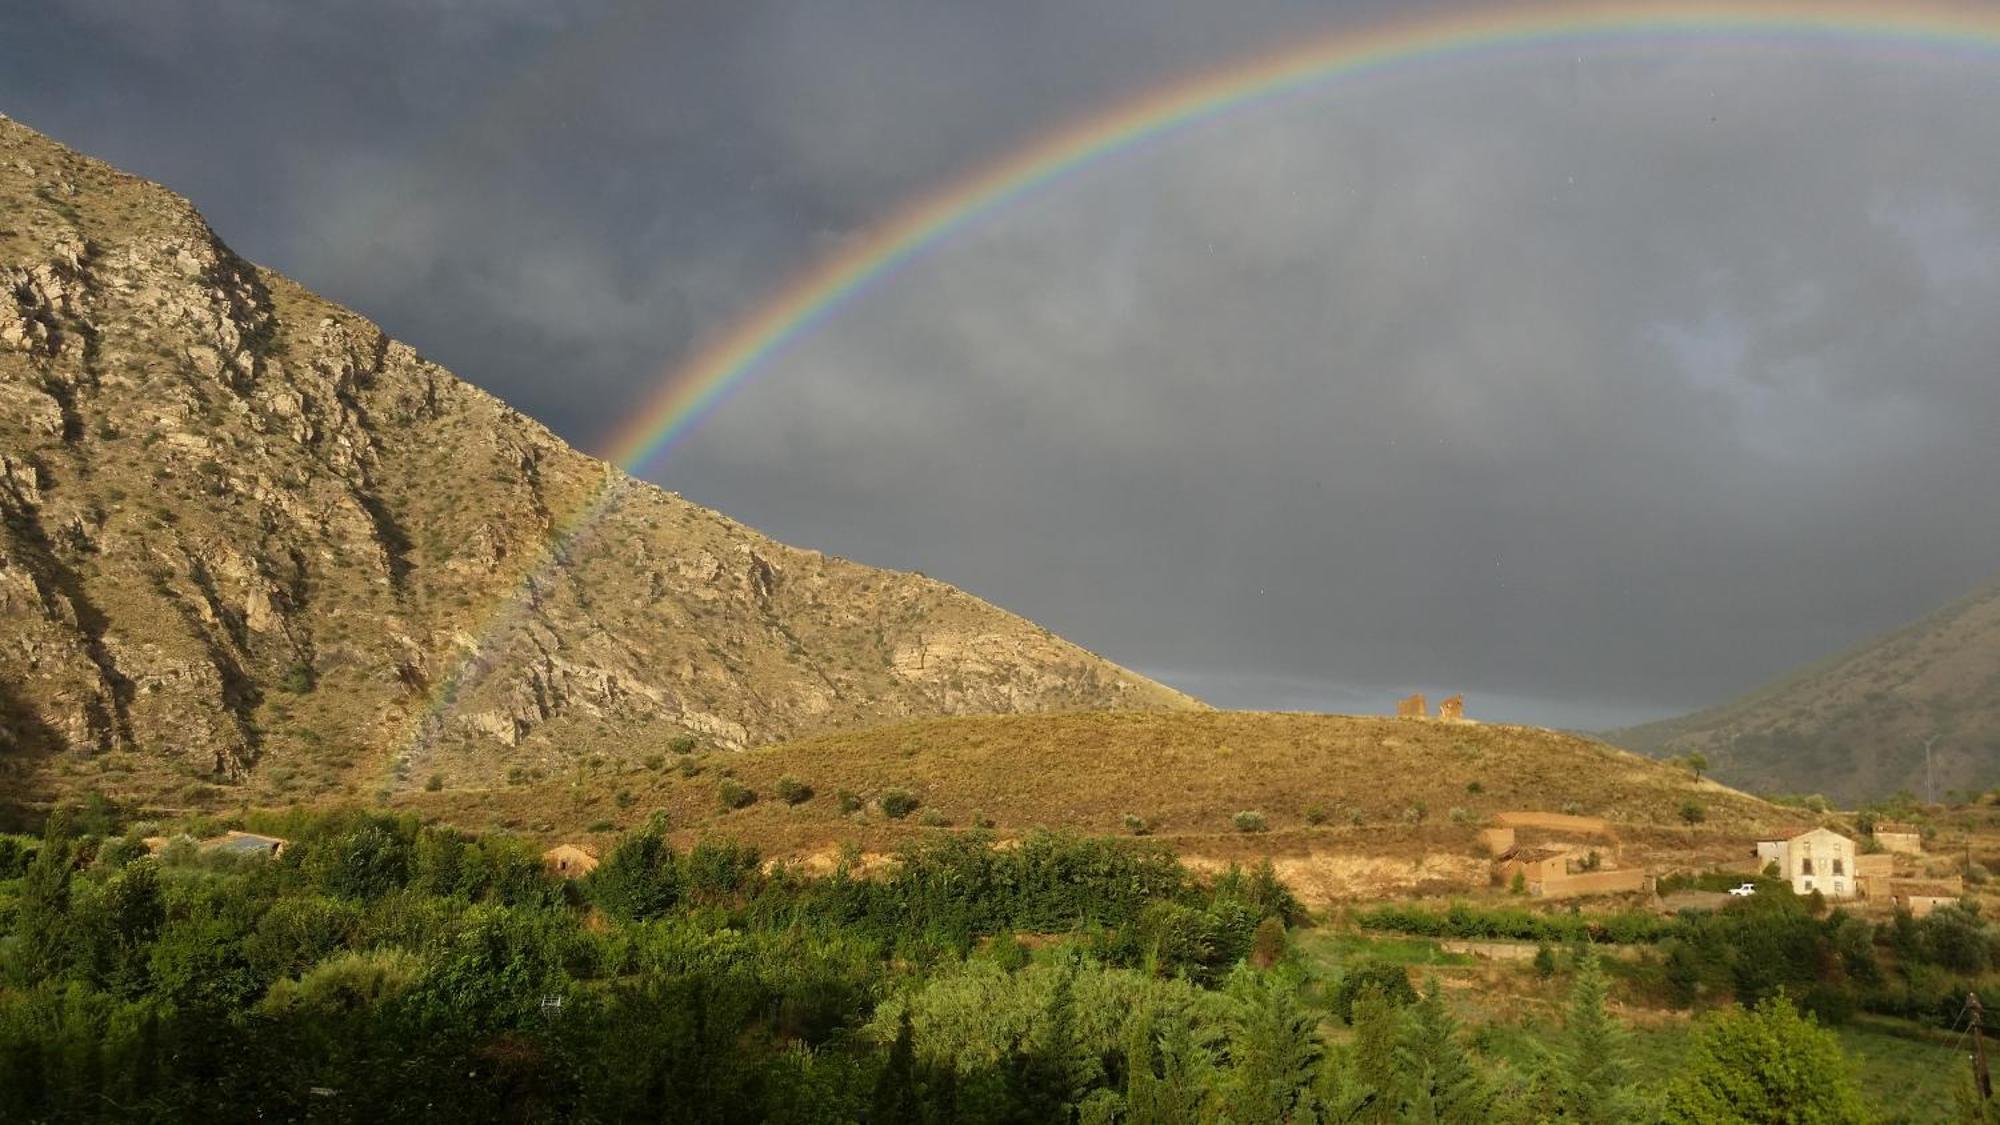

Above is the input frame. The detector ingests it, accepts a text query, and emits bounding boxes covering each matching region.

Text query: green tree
[1663,940,1702,1009]
[1660,994,1868,1125]
[1395,979,1490,1124]
[1348,986,1402,1125]
[1218,967,1321,1124]
[1687,752,1709,781]
[586,829,681,921]
[1124,1008,1215,1125]
[1549,951,1629,1124]
[6,835,77,985]
[1533,944,1557,980]
[1331,962,1418,1024]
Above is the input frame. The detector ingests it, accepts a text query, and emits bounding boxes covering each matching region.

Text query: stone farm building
[1756,827,1857,899]
[1486,813,1648,899]
[1887,878,1964,918]
[1873,822,1924,855]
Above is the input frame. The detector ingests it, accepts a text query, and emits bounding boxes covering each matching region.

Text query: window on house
[1801,857,1813,875]
[1833,858,1843,875]
[1803,878,1814,891]
[1835,880,1845,894]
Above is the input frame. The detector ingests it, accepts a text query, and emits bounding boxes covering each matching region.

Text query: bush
[1679,800,1707,825]
[879,789,920,820]
[918,809,949,828]
[1533,943,1557,978]
[642,754,666,772]
[1232,811,1267,834]
[836,790,863,815]
[1303,804,1329,826]
[970,811,995,829]
[1967,862,1991,886]
[1249,916,1288,968]
[424,774,444,792]
[775,777,815,805]
[1122,814,1151,836]
[1330,961,1418,1023]
[1402,803,1427,825]
[668,734,698,754]
[1465,781,1484,794]
[717,780,756,811]
[586,820,614,833]
[1447,806,1471,825]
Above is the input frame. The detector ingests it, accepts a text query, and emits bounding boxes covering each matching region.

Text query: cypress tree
[1349,986,1402,1125]
[1219,966,1321,1124]
[1394,980,1490,1125]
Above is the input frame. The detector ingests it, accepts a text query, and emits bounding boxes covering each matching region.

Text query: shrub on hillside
[1232,811,1267,834]
[919,809,949,828]
[836,790,863,815]
[1330,961,1418,1023]
[775,777,814,805]
[1248,916,1288,968]
[1303,804,1329,826]
[1465,781,1484,794]
[668,734,698,755]
[717,780,756,811]
[879,789,920,819]
[424,774,443,792]
[1679,800,1707,825]
[1122,814,1151,836]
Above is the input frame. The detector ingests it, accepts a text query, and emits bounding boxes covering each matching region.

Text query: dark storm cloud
[6,3,1998,727]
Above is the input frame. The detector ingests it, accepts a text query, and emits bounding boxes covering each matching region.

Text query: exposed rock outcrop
[0,114,1199,808]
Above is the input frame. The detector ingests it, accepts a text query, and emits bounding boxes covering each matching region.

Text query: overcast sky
[7,1,2000,729]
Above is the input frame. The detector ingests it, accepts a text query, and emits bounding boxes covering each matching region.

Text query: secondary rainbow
[600,0,2000,477]
[409,1,2000,749]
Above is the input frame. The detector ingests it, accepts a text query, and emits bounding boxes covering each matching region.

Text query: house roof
[1758,826,1850,846]
[1874,822,1921,835]
[1501,847,1568,864]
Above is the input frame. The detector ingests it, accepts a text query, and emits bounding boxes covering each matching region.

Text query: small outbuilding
[200,831,287,858]
[1872,822,1924,856]
[544,844,599,879]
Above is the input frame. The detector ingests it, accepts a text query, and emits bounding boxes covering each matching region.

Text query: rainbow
[600,0,2000,476]
[412,1,2000,749]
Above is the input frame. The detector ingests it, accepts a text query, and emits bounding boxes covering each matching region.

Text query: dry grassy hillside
[1612,572,2000,803]
[0,114,1196,816]
[399,711,1795,902]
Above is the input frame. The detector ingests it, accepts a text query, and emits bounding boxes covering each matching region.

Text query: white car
[1727,883,1758,896]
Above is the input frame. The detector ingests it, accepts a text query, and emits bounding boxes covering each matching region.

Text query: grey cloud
[6,4,1998,727]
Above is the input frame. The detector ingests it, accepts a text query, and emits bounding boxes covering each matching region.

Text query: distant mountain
[0,114,1197,813]
[1609,574,2000,803]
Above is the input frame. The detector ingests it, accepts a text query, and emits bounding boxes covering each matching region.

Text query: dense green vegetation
[1359,890,2000,1038]
[0,804,1904,1122]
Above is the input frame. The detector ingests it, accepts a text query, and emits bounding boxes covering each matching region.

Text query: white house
[1755,827,1858,899]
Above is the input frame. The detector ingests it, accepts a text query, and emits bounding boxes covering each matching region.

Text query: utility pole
[1971,992,1993,1103]
[1926,735,1941,806]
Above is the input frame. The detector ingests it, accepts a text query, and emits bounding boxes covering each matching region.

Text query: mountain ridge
[0,113,1198,813]
[1609,571,2000,802]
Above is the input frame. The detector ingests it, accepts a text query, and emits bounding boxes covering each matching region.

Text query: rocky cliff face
[0,115,1198,809]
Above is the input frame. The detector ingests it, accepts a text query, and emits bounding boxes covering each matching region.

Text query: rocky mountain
[0,114,1198,813]
[1611,573,2000,803]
